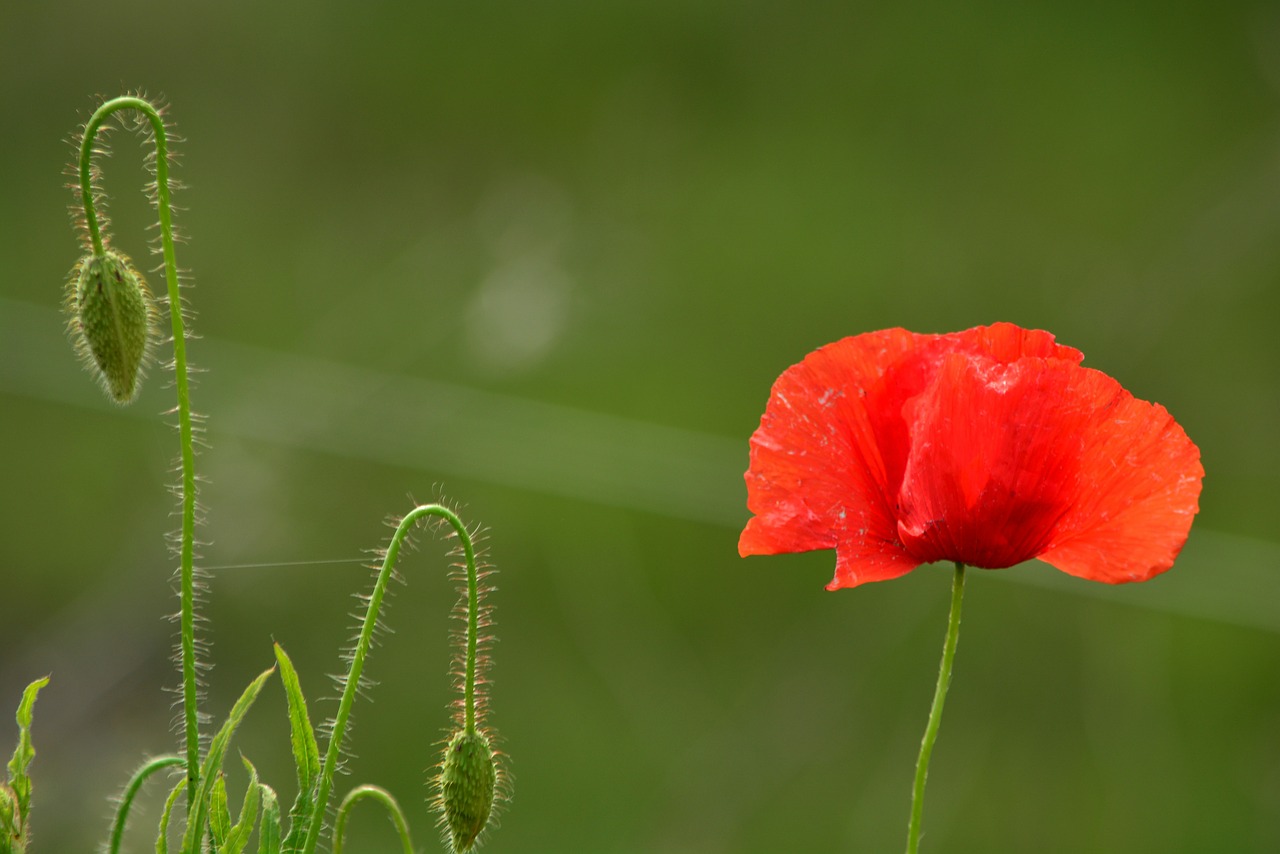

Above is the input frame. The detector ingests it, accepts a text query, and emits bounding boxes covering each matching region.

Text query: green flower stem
[333,785,414,854]
[78,96,200,808]
[301,504,481,854]
[105,755,184,854]
[77,111,107,259]
[906,562,966,854]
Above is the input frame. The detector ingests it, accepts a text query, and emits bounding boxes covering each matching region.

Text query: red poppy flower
[739,323,1203,589]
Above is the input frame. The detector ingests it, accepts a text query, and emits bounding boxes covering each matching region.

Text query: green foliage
[1,677,49,854]
[155,779,184,854]
[179,668,274,854]
[219,758,263,854]
[257,782,282,854]
[192,760,264,854]
[272,644,319,853]
[208,774,231,846]
[0,785,17,854]
[52,93,510,854]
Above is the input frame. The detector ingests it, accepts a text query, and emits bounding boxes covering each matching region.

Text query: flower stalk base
[906,562,965,854]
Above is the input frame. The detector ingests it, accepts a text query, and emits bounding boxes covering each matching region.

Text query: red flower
[739,323,1203,589]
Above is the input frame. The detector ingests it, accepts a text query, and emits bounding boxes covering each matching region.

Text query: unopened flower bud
[67,250,156,404]
[437,729,497,853]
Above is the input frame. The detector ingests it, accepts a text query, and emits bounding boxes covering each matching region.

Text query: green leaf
[209,774,231,847]
[155,778,185,854]
[0,676,49,854]
[258,781,282,854]
[0,783,18,854]
[273,644,319,853]
[6,677,49,826]
[180,666,274,854]
[219,757,262,854]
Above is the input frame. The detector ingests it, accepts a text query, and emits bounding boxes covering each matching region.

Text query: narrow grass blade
[218,757,262,854]
[209,774,231,848]
[155,778,185,854]
[5,677,49,823]
[273,644,319,852]
[258,781,282,854]
[180,667,274,853]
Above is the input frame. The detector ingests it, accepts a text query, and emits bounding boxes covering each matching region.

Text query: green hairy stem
[71,96,504,854]
[77,96,202,807]
[105,755,185,854]
[302,503,485,854]
[333,785,414,854]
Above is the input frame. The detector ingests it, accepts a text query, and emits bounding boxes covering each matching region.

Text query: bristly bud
[66,249,156,404]
[436,729,497,854]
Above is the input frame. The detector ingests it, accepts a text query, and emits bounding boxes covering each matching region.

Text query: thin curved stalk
[906,562,966,854]
[78,96,200,807]
[106,755,185,854]
[301,503,482,854]
[332,785,414,854]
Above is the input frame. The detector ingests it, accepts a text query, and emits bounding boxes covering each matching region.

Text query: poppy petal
[859,324,1085,499]
[895,355,1090,569]
[1036,370,1203,583]
[739,330,922,588]
[949,322,1085,365]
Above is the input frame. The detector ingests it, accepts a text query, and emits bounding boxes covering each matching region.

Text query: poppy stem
[906,561,966,854]
[78,96,201,811]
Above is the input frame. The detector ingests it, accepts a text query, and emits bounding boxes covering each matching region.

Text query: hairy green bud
[437,729,497,853]
[67,249,156,404]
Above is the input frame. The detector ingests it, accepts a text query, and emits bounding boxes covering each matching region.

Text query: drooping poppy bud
[67,249,156,404]
[437,728,497,853]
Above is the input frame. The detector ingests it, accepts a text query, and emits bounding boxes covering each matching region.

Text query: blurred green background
[2,1,1279,851]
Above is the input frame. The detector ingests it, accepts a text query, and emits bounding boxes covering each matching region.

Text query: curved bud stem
[105,754,185,854]
[301,504,484,854]
[77,96,201,808]
[333,785,414,854]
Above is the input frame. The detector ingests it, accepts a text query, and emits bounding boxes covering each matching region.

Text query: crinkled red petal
[896,355,1093,569]
[1036,369,1203,583]
[861,323,1085,506]
[739,329,922,588]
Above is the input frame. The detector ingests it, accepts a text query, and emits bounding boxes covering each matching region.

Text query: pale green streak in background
[2,296,1274,634]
